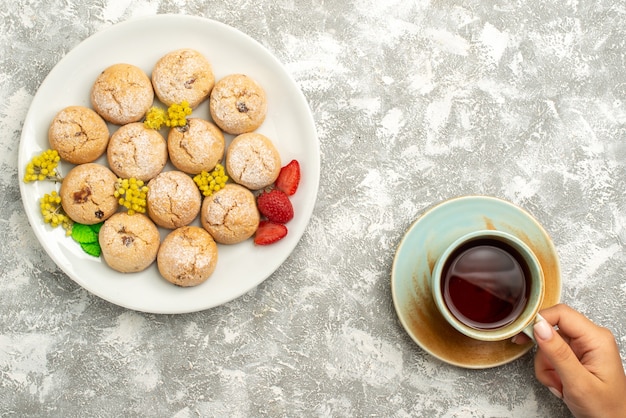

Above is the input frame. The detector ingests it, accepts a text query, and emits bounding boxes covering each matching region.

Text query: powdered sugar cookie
[209,74,267,134]
[48,106,110,164]
[168,118,225,174]
[91,63,154,125]
[60,163,118,225]
[201,184,260,244]
[151,49,214,108]
[107,122,168,182]
[157,226,218,287]
[99,212,160,273]
[146,170,201,229]
[225,132,281,190]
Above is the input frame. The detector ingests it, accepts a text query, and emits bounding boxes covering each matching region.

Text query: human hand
[513,303,626,418]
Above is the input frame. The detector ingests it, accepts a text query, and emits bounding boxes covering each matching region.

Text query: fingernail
[511,334,522,345]
[548,386,563,399]
[534,318,554,341]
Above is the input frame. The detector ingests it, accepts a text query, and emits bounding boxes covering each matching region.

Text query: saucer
[391,196,561,369]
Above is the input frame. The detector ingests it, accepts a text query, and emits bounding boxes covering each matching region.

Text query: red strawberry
[257,189,294,223]
[275,160,301,196]
[254,221,288,245]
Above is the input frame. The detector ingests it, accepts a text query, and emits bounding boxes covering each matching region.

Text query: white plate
[18,15,320,314]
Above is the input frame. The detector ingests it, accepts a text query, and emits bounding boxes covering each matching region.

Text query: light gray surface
[2,1,625,416]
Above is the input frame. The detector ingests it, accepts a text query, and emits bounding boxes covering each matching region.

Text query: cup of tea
[431,230,545,342]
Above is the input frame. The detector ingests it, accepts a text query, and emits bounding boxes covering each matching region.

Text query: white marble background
[2,0,626,416]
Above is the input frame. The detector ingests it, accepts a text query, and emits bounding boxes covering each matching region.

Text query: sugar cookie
[99,212,160,273]
[209,74,267,134]
[107,122,168,182]
[91,63,154,125]
[60,163,118,225]
[48,106,110,164]
[146,170,201,229]
[151,49,214,108]
[225,132,281,190]
[201,184,260,244]
[168,118,225,174]
[157,226,218,287]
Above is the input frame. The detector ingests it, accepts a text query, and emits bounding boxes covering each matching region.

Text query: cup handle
[521,313,546,344]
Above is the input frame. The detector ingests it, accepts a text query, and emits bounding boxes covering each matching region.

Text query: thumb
[534,317,587,384]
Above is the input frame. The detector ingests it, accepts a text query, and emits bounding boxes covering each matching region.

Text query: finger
[511,333,531,345]
[533,315,590,385]
[539,304,597,341]
[534,349,563,391]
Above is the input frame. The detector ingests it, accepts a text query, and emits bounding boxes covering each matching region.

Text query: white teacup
[431,230,545,342]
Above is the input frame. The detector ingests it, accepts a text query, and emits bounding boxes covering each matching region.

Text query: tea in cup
[431,230,545,342]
